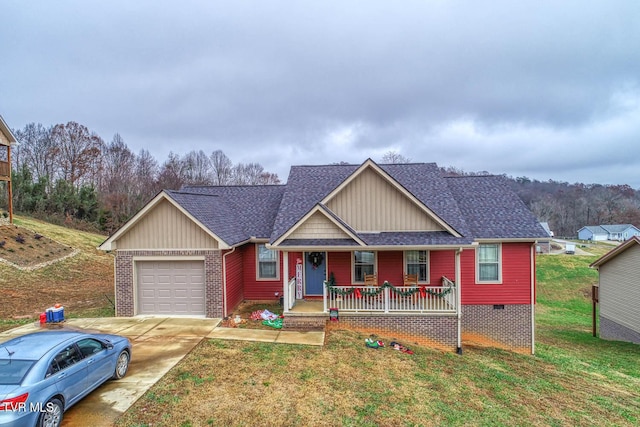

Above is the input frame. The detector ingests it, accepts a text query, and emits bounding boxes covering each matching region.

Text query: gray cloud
[1,0,639,186]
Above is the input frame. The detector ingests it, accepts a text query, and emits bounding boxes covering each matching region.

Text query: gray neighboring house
[578,224,640,242]
[536,222,553,253]
[590,236,640,345]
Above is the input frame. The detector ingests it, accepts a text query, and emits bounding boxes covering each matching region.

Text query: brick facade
[325,313,458,352]
[114,250,223,318]
[600,315,640,344]
[461,304,532,353]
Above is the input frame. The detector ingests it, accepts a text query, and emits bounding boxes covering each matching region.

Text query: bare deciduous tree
[210,150,233,185]
[134,148,159,204]
[99,134,137,223]
[156,152,186,190]
[381,151,411,164]
[231,162,280,185]
[183,150,212,185]
[51,122,104,188]
[12,123,57,186]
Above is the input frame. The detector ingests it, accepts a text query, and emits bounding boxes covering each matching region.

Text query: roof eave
[475,237,551,243]
[0,115,18,145]
[269,243,477,251]
[590,236,640,268]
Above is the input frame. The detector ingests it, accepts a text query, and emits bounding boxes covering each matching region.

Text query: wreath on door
[308,252,324,269]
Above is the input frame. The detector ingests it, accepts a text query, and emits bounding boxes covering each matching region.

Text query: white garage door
[137,261,205,316]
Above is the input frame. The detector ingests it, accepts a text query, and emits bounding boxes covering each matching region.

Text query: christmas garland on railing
[324,279,453,298]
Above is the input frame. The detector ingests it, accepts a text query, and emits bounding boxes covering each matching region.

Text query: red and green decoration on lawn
[324,273,453,298]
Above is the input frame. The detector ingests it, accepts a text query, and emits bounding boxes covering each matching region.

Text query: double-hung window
[405,250,429,282]
[353,251,375,282]
[257,244,279,280]
[477,243,501,283]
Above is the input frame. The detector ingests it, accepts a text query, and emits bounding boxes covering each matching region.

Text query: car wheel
[113,350,130,379]
[37,397,63,427]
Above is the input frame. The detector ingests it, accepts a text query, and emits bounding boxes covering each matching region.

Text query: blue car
[0,330,131,427]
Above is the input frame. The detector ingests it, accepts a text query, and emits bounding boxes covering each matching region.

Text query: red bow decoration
[419,286,427,298]
[354,288,362,299]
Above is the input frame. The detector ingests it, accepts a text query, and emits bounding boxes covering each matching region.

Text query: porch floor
[288,300,325,314]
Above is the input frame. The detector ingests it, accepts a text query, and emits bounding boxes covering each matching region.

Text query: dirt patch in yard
[0,218,114,327]
[219,301,285,330]
[0,224,75,268]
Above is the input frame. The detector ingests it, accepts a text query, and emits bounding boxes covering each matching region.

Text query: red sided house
[99,159,548,353]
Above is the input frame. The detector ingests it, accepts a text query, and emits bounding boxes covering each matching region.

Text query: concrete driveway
[0,317,221,427]
[0,317,325,426]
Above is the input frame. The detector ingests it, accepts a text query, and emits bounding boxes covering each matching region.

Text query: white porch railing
[324,277,456,313]
[288,277,296,310]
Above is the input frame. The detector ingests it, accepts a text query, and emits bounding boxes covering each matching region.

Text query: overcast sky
[1,1,639,187]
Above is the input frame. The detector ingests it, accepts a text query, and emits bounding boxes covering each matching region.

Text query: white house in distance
[590,236,640,345]
[578,224,640,242]
[536,222,553,253]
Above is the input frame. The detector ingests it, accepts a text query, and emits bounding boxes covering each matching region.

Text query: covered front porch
[279,247,462,316]
[275,247,464,352]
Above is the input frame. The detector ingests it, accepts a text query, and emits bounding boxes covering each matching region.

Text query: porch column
[282,251,289,313]
[456,248,462,354]
[530,243,536,355]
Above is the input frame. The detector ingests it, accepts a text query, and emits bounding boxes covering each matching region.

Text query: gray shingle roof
[168,185,285,245]
[600,224,636,233]
[270,162,474,243]
[445,175,548,239]
[166,160,548,248]
[270,164,358,241]
[580,225,608,235]
[358,231,474,246]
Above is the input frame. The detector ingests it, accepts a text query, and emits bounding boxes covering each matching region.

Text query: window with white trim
[353,250,375,282]
[477,243,501,283]
[405,250,429,282]
[257,244,279,280]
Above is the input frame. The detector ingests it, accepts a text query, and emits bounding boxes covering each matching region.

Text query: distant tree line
[380,151,640,237]
[439,165,640,238]
[4,132,638,238]
[6,121,280,233]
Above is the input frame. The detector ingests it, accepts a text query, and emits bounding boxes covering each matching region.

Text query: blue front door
[304,252,326,296]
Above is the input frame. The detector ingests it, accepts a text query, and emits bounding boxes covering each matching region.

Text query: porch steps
[283,313,328,331]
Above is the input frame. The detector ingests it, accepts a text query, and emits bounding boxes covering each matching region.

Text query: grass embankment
[0,216,114,331]
[117,243,640,427]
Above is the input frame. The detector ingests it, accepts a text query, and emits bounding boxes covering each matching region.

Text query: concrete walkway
[208,326,326,345]
[1,317,324,427]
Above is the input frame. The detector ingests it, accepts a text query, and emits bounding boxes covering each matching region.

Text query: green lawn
[116,245,640,427]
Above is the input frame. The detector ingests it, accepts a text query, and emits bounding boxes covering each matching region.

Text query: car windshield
[0,359,35,385]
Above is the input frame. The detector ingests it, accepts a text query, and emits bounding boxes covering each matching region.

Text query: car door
[76,338,113,389]
[47,344,88,406]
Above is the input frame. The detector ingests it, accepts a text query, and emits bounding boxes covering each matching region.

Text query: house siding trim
[114,249,223,318]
